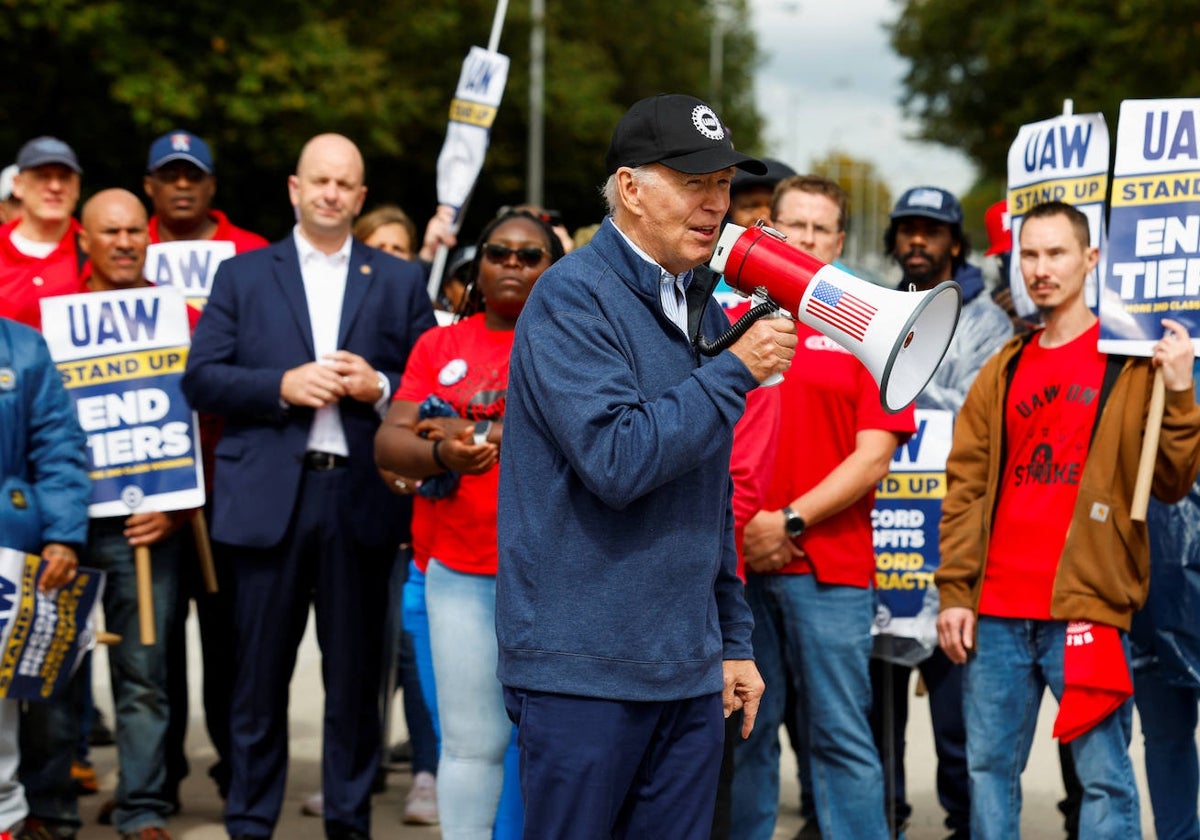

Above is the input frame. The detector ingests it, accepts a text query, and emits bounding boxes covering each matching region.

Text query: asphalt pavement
[77,608,1159,839]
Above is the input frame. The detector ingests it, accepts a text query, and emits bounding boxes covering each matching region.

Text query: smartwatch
[782,506,806,539]
[473,420,494,445]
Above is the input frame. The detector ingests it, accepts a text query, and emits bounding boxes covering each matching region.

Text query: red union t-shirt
[396,313,511,576]
[764,324,916,587]
[980,322,1105,619]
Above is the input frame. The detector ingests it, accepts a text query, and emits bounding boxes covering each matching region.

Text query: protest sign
[143,239,235,308]
[427,2,511,301]
[1101,98,1200,356]
[39,286,204,517]
[871,409,953,664]
[1007,111,1110,318]
[0,547,103,701]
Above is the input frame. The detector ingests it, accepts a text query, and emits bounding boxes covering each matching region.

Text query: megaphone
[706,222,962,413]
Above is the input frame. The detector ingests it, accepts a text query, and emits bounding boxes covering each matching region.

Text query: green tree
[0,0,761,240]
[811,150,893,280]
[891,0,1200,182]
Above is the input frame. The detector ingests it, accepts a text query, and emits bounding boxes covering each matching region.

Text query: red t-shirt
[147,210,269,252]
[395,314,511,576]
[724,297,782,581]
[980,322,1105,619]
[764,324,916,587]
[0,217,84,330]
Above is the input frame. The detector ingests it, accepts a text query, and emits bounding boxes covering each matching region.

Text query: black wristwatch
[782,506,806,539]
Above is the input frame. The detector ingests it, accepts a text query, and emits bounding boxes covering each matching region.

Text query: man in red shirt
[731,175,916,839]
[0,136,84,329]
[144,130,267,254]
[141,129,266,812]
[937,201,1200,838]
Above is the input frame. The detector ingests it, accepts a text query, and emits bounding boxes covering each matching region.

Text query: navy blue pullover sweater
[496,218,758,701]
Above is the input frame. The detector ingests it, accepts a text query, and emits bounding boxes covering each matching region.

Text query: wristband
[431,439,449,471]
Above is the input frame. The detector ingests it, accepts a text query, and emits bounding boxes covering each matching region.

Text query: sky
[747,0,977,198]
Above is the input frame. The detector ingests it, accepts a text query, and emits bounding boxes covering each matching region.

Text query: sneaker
[119,829,171,840]
[70,760,98,796]
[402,771,438,826]
[300,791,323,817]
[16,819,77,840]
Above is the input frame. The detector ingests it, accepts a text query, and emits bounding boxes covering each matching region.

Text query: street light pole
[526,0,546,208]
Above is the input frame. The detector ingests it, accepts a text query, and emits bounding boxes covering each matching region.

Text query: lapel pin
[360,264,372,275]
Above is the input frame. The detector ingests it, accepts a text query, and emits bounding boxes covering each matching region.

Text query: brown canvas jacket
[936,332,1200,630]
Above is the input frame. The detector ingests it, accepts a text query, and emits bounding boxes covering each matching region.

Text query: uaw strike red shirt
[981,322,1105,619]
[0,217,83,330]
[764,323,916,587]
[396,313,511,577]
[148,210,268,252]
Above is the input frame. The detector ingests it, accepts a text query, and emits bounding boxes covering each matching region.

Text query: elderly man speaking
[496,94,797,839]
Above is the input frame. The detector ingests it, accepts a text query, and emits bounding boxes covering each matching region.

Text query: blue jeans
[426,559,520,840]
[19,665,83,830]
[1134,664,1200,840]
[965,617,1140,840]
[89,516,181,833]
[732,573,886,840]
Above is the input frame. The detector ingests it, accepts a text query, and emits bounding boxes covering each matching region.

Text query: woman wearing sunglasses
[375,209,564,839]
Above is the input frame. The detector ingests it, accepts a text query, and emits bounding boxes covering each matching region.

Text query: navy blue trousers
[503,687,724,840]
[223,467,393,838]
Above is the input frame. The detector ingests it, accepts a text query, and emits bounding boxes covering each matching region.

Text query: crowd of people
[1,89,1199,840]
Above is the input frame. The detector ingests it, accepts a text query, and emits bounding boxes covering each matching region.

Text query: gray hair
[601,165,657,216]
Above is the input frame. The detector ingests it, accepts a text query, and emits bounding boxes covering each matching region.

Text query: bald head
[288,133,367,253]
[81,188,149,291]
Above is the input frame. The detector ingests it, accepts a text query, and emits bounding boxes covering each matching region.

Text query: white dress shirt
[294,227,351,457]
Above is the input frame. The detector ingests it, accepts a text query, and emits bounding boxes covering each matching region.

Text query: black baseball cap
[605,94,765,176]
[731,158,797,197]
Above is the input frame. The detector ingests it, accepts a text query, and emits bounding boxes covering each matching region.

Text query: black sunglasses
[481,243,548,267]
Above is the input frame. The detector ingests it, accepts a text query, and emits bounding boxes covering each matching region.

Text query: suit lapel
[338,241,375,347]
[273,239,316,359]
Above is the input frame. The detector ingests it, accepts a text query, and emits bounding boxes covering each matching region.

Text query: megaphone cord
[696,299,780,357]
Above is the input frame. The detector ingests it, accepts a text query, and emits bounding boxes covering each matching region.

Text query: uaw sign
[1101,98,1200,357]
[40,286,204,517]
[1006,112,1110,318]
[144,239,235,309]
[436,45,510,213]
[0,547,103,701]
[871,408,953,664]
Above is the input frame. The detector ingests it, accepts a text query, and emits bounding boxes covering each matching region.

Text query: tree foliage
[0,0,761,241]
[891,0,1200,183]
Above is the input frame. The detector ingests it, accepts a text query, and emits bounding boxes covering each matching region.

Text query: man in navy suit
[182,133,436,840]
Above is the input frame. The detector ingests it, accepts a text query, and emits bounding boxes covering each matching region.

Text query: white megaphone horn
[705,222,962,413]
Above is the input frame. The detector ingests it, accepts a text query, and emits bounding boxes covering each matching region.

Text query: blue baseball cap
[16,136,81,173]
[890,186,963,225]
[147,130,214,174]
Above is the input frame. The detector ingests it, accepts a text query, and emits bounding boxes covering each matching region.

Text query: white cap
[0,165,16,202]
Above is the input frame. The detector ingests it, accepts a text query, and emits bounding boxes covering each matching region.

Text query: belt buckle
[309,451,336,471]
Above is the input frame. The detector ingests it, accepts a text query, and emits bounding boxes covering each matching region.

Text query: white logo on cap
[691,105,725,141]
[170,133,191,152]
[906,188,946,210]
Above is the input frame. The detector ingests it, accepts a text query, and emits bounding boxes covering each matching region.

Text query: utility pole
[526,0,546,207]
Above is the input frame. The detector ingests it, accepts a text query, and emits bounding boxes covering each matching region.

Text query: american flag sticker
[803,279,877,342]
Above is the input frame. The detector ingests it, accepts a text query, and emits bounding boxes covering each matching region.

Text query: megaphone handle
[760,372,783,388]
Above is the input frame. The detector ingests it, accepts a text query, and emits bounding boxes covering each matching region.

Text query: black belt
[303,451,349,471]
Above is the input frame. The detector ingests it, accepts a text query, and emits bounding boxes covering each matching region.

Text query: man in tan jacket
[935,200,1200,840]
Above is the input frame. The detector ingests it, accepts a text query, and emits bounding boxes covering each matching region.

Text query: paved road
[77,609,1157,839]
